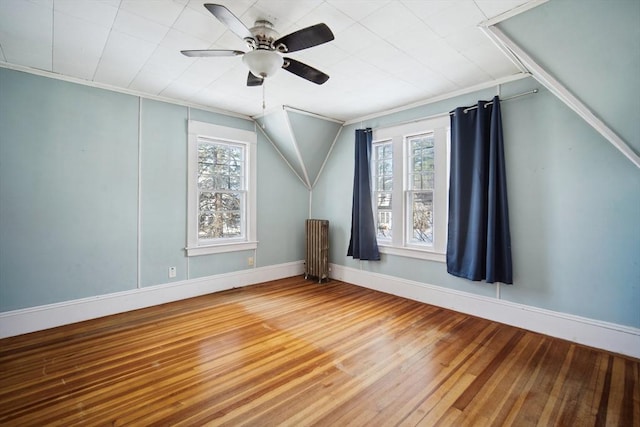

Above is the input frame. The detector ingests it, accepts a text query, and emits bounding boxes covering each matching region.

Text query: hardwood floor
[0,277,638,426]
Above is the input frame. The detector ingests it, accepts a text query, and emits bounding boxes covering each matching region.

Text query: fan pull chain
[262,80,266,129]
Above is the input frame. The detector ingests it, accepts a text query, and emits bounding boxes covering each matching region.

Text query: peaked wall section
[257,109,342,189]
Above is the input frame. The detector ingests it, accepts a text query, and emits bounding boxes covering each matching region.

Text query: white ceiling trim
[0,61,252,121]
[343,72,530,126]
[480,0,549,27]
[282,105,344,124]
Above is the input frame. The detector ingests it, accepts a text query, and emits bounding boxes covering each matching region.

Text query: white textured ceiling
[0,0,532,121]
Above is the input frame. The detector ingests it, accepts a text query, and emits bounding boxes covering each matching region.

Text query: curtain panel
[347,128,380,261]
[447,96,513,284]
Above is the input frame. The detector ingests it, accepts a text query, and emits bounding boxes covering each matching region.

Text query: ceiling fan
[181,4,334,86]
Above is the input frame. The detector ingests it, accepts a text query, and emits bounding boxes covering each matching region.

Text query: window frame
[371,115,450,262]
[186,120,257,256]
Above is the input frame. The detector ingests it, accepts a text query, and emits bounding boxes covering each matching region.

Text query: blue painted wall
[313,74,640,328]
[0,68,308,311]
[0,70,139,308]
[1,0,637,332]
[311,0,640,329]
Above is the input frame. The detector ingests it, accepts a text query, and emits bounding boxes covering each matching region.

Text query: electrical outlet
[168,266,177,278]
[247,257,254,266]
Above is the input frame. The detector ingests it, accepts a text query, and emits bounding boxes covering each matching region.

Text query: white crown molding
[329,264,640,359]
[479,0,550,27]
[0,62,252,121]
[0,261,304,339]
[343,73,531,126]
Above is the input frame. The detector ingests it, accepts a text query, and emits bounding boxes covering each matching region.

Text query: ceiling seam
[91,0,123,82]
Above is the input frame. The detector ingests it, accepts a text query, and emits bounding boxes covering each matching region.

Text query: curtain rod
[369,89,538,131]
[458,89,538,114]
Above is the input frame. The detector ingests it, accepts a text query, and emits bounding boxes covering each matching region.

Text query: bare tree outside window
[197,142,245,240]
[373,141,393,240]
[407,133,435,245]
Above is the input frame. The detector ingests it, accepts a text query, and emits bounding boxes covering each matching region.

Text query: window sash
[187,120,257,257]
[405,132,435,247]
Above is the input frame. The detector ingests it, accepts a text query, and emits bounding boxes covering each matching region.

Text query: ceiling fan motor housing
[247,20,283,51]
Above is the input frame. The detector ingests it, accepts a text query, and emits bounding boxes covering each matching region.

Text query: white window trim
[186,121,257,256]
[372,115,450,262]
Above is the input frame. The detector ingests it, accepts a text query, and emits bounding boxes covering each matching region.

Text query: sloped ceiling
[497,0,640,157]
[256,109,342,189]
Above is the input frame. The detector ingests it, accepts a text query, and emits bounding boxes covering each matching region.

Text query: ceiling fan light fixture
[242,50,283,78]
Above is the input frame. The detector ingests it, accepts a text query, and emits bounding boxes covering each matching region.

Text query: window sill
[378,245,446,263]
[186,241,258,257]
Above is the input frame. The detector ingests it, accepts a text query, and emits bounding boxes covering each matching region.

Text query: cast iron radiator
[304,219,329,283]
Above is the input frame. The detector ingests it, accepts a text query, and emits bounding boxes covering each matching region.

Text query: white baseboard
[0,261,304,339]
[330,263,640,359]
[4,261,637,359]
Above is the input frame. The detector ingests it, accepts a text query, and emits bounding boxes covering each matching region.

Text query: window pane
[199,192,242,212]
[198,212,242,239]
[198,190,244,239]
[377,211,392,239]
[199,192,217,212]
[223,212,242,237]
[377,193,392,209]
[199,142,245,191]
[198,175,214,191]
[383,175,393,191]
[198,212,222,239]
[383,159,392,175]
[411,174,422,190]
[373,141,393,242]
[410,191,433,244]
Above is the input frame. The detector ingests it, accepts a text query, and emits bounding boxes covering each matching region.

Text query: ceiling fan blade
[181,49,244,57]
[247,72,264,87]
[204,4,254,41]
[274,23,334,53]
[282,58,330,85]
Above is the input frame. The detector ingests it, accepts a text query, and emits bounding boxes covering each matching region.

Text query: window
[373,141,393,241]
[187,121,257,256]
[371,115,449,261]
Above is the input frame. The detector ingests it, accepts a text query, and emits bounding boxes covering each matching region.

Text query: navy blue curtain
[447,96,513,284]
[347,128,380,261]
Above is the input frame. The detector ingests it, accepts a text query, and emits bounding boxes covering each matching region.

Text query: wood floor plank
[0,277,637,426]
